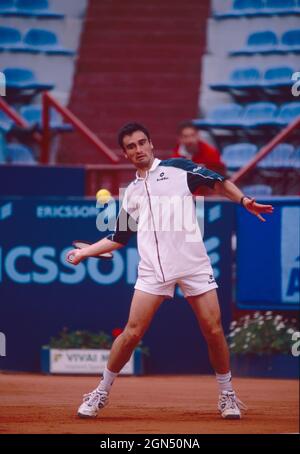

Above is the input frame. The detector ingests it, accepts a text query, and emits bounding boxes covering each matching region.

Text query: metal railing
[0,97,42,144]
[41,92,119,165]
[231,116,300,184]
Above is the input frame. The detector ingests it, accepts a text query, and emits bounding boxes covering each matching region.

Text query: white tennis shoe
[77,388,109,418]
[218,390,247,419]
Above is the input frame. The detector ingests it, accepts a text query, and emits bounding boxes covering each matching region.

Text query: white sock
[98,367,118,393]
[216,371,233,393]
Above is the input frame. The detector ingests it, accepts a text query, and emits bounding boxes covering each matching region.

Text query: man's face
[179,127,199,153]
[122,131,154,168]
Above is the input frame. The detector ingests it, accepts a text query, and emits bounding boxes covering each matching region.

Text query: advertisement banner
[49,349,134,375]
[236,198,300,310]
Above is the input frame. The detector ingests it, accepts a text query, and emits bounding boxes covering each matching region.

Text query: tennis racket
[68,240,113,262]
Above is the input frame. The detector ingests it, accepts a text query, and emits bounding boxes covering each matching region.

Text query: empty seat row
[230,29,300,56]
[222,142,300,169]
[1,67,54,92]
[20,105,73,132]
[0,105,72,133]
[0,0,63,19]
[194,102,300,129]
[214,0,300,19]
[210,66,294,93]
[0,26,75,55]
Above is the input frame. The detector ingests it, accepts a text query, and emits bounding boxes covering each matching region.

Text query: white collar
[135,158,161,181]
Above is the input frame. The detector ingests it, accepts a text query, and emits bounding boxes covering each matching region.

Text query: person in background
[173,121,226,176]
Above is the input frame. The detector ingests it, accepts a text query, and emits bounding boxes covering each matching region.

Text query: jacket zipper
[144,179,166,282]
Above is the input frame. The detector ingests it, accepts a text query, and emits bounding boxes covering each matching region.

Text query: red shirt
[173,140,226,176]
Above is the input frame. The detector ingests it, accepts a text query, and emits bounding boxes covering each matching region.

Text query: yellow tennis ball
[96,188,112,204]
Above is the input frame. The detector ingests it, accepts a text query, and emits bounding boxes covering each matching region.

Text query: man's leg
[107,289,165,373]
[187,289,246,419]
[187,289,229,374]
[78,290,164,417]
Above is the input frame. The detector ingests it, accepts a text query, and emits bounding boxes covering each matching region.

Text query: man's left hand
[244,198,274,222]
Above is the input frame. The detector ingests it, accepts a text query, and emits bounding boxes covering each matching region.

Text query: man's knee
[202,320,224,340]
[122,323,144,344]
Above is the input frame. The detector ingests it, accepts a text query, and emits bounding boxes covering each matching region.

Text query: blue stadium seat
[228,67,261,86]
[23,29,75,55]
[193,104,244,129]
[243,102,278,128]
[234,0,264,9]
[260,66,294,97]
[230,31,279,56]
[279,30,300,53]
[0,110,14,132]
[0,26,22,51]
[265,0,300,15]
[242,184,273,196]
[214,0,265,19]
[214,0,300,18]
[5,143,36,164]
[3,67,54,91]
[0,0,15,15]
[20,105,73,132]
[231,0,265,17]
[276,102,300,126]
[195,103,280,132]
[266,0,296,6]
[263,66,294,87]
[14,0,64,18]
[222,143,257,169]
[210,68,261,93]
[258,143,295,168]
[266,0,296,7]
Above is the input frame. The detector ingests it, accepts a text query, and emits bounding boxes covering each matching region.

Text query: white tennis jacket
[108,158,226,283]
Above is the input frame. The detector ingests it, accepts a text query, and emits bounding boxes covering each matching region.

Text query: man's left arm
[214,179,274,222]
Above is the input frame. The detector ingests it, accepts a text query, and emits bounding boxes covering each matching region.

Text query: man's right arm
[66,237,123,265]
[66,207,138,265]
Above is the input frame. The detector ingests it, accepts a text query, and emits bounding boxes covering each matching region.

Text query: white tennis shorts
[134,270,218,298]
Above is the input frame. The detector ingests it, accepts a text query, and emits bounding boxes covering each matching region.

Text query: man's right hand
[66,249,85,265]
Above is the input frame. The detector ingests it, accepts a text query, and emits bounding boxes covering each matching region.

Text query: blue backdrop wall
[236,198,300,310]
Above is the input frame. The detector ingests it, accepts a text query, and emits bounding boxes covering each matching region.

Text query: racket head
[72,240,113,260]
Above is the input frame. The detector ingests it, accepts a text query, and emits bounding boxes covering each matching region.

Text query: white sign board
[50,349,134,374]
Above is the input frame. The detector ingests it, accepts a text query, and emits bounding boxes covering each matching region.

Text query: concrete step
[76,60,201,74]
[79,45,202,59]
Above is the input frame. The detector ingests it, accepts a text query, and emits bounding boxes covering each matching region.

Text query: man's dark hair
[177,120,198,134]
[118,122,151,150]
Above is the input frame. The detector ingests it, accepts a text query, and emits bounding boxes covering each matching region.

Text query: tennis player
[67,123,274,420]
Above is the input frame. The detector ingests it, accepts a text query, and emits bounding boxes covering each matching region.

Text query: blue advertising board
[236,198,300,310]
[0,197,234,374]
[0,166,85,197]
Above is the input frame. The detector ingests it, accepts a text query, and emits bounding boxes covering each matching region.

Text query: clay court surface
[0,373,298,434]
